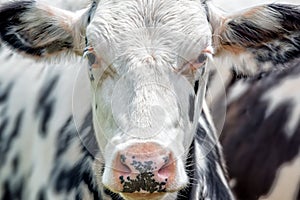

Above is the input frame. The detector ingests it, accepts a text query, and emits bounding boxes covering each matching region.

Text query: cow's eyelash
[83,46,96,81]
[176,53,208,74]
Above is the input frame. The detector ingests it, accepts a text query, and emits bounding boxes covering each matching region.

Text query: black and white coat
[0,0,299,199]
[219,58,300,200]
[0,50,231,200]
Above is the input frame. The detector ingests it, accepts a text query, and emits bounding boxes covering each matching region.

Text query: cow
[219,58,300,200]
[206,2,300,198]
[0,0,299,199]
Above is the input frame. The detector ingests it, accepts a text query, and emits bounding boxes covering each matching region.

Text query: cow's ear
[207,3,300,76]
[0,0,97,58]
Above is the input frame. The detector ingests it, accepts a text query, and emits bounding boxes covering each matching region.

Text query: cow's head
[0,0,299,199]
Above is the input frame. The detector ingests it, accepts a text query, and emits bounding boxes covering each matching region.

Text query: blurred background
[214,0,299,11]
[210,1,300,200]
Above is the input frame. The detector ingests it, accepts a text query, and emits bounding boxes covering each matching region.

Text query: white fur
[262,76,300,138]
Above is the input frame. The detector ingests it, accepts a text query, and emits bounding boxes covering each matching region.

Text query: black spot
[40,100,54,136]
[0,82,13,104]
[36,76,58,110]
[55,116,74,159]
[85,37,89,46]
[202,0,210,22]
[119,176,125,184]
[2,178,24,200]
[37,188,47,200]
[188,94,195,122]
[35,76,58,137]
[12,155,19,173]
[79,110,99,156]
[0,118,9,139]
[87,0,98,25]
[194,80,199,94]
[0,110,24,167]
[75,191,81,200]
[101,166,105,176]
[228,69,248,87]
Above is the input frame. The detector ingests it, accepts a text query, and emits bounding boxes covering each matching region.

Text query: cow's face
[0,0,212,197]
[84,1,212,196]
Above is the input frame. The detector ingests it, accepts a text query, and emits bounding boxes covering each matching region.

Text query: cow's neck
[182,102,234,200]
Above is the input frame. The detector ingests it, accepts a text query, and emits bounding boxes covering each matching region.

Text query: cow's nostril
[120,163,131,174]
[158,159,173,180]
[120,154,127,164]
[117,154,132,174]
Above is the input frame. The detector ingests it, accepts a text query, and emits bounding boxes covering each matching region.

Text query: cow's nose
[113,143,176,193]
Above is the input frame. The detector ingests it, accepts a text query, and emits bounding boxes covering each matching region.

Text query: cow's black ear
[0,1,40,55]
[209,3,300,76]
[0,0,87,57]
[221,4,300,63]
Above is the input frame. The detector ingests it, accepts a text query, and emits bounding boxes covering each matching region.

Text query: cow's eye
[175,53,209,76]
[83,47,97,66]
[189,53,208,71]
[87,52,96,66]
[83,46,98,81]
[196,54,207,64]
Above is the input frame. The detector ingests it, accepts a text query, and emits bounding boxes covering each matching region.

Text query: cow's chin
[121,192,167,200]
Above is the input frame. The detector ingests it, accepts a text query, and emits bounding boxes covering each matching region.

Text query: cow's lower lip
[121,192,167,200]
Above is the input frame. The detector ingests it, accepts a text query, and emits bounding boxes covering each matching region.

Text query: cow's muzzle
[112,142,176,194]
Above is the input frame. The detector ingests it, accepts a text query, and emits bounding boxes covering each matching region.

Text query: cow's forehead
[86,0,211,65]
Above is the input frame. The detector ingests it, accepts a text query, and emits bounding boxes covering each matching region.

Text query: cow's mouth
[120,172,167,193]
[121,192,167,200]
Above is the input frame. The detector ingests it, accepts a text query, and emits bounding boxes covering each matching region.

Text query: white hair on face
[86,0,212,72]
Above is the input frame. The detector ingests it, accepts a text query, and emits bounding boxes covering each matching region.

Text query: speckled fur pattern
[0,0,299,199]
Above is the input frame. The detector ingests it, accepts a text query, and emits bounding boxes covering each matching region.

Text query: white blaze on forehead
[262,76,300,138]
[112,78,178,138]
[110,65,196,138]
